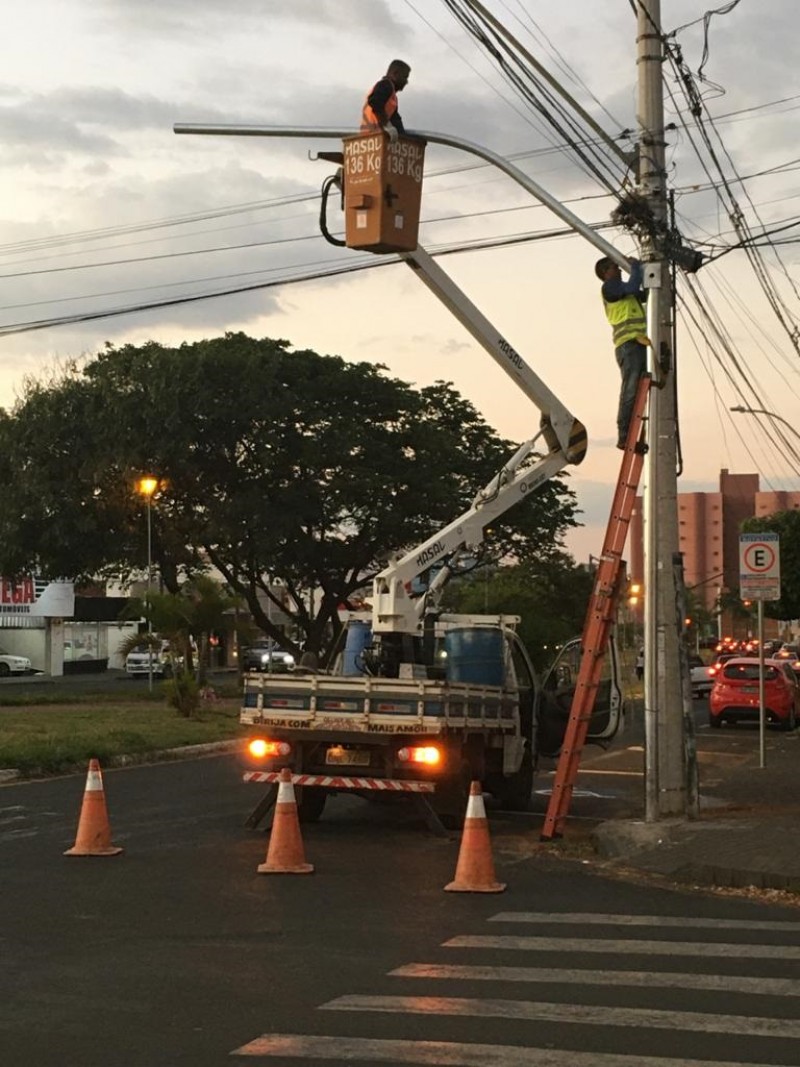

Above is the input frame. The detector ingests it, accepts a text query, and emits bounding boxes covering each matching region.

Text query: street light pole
[730,405,800,450]
[137,476,159,693]
[146,493,153,691]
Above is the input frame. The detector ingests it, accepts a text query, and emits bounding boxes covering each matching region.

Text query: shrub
[163,672,200,718]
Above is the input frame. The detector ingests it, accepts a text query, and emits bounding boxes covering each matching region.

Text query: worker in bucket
[594,255,649,449]
[361,59,410,143]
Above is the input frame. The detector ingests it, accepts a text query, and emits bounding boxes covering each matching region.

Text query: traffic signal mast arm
[372,242,587,635]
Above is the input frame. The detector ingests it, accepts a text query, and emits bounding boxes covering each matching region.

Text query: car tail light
[248,738,291,759]
[397,745,442,766]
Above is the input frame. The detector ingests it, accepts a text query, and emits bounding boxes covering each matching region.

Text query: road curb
[591,816,800,895]
[673,861,800,893]
[109,738,242,769]
[0,738,242,784]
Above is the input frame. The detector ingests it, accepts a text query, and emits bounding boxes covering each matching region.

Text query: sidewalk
[591,728,800,893]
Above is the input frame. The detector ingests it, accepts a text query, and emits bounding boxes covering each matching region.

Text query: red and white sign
[739,534,781,601]
[0,578,75,617]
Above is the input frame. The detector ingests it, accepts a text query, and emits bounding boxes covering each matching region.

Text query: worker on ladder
[361,59,411,143]
[594,256,650,450]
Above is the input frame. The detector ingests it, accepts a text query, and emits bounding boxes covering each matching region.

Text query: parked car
[241,640,295,673]
[0,647,32,677]
[708,657,799,730]
[689,655,714,698]
[125,642,174,678]
[774,645,799,665]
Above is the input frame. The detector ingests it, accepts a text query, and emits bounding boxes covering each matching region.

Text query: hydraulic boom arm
[372,243,586,634]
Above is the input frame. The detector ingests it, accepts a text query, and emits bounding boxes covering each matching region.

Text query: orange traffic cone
[64,759,123,857]
[257,767,314,875]
[444,781,505,893]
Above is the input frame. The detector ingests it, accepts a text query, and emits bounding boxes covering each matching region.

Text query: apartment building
[628,469,800,634]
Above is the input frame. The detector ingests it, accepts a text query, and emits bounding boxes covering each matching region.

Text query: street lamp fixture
[136,476,159,693]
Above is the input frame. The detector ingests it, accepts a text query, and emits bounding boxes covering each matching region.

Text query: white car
[689,655,715,698]
[0,648,33,677]
[125,645,172,678]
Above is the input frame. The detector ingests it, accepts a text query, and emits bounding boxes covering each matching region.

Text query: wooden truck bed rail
[241,672,520,736]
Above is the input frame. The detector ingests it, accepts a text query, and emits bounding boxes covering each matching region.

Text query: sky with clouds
[1,0,799,562]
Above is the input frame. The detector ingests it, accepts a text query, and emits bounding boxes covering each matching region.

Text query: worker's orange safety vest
[602,293,649,349]
[361,80,398,131]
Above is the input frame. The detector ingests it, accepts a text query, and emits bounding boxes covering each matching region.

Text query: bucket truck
[238,132,621,826]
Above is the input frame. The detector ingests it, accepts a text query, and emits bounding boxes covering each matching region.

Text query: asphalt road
[0,667,237,692]
[1,753,799,1067]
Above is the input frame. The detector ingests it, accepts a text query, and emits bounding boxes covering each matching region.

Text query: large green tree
[0,333,580,655]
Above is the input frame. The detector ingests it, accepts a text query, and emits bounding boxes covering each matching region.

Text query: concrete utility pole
[637,0,686,819]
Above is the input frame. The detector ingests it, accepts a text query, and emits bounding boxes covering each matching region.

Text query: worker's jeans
[615,339,647,445]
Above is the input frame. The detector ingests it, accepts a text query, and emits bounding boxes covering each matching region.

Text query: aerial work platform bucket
[343,132,426,253]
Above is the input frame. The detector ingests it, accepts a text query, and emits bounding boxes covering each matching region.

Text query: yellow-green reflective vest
[602,293,648,348]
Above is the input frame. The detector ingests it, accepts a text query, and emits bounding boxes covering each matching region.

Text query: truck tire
[297,787,327,824]
[496,744,534,812]
[433,763,473,830]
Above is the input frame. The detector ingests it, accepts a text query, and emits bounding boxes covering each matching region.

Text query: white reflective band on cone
[465,791,486,820]
[85,771,103,792]
[276,779,296,805]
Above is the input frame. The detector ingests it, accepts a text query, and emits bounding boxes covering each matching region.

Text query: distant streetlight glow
[137,475,158,498]
[136,476,159,692]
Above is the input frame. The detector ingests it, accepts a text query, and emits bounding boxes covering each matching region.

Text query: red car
[709,657,799,730]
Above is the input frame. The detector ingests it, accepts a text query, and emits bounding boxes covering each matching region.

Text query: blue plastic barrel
[341,621,372,676]
[444,627,505,687]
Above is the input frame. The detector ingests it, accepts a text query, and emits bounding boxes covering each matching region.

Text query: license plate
[740,686,758,693]
[326,747,371,766]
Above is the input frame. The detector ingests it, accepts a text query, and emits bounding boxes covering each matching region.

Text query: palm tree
[121,577,242,684]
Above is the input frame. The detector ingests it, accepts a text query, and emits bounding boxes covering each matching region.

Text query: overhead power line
[437,0,630,194]
[0,221,614,337]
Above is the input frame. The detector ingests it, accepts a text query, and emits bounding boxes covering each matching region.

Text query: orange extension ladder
[540,375,652,841]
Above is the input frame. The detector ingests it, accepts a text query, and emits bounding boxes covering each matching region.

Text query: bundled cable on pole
[438,0,632,196]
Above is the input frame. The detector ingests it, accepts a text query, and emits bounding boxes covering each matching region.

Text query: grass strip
[0,698,245,777]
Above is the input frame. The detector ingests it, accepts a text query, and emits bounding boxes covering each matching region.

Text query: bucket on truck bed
[445,627,505,687]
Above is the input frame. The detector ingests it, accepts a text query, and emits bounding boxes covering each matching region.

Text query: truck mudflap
[243,771,435,793]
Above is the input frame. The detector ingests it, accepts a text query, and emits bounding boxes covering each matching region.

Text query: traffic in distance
[689,635,800,730]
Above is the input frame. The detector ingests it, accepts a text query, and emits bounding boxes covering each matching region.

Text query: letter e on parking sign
[739,532,781,601]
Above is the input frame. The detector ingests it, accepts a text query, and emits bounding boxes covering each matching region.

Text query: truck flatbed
[241,671,520,736]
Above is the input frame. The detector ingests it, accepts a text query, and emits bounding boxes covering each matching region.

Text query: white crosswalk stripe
[232,910,800,1064]
[231,1033,794,1065]
[323,993,800,1038]
[444,934,800,958]
[490,911,800,932]
[390,962,800,996]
